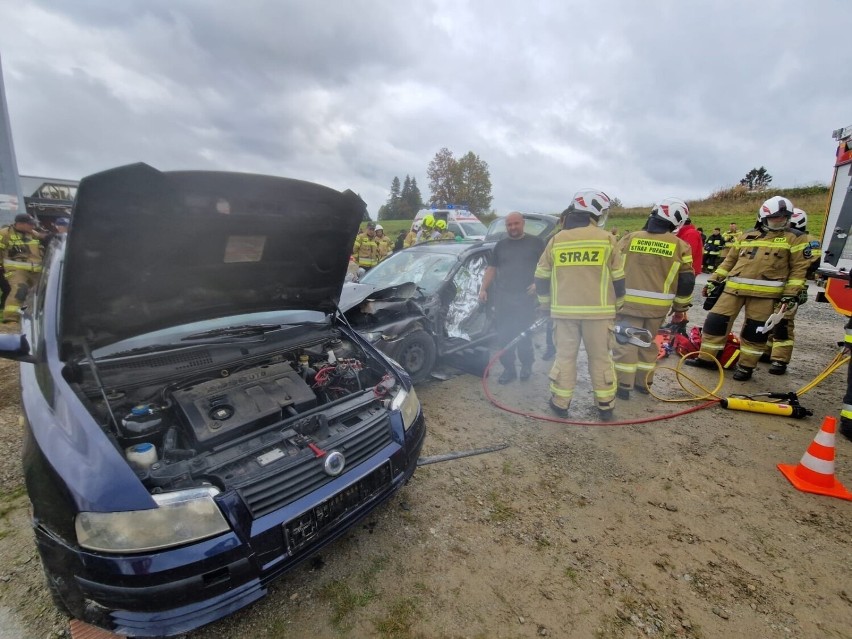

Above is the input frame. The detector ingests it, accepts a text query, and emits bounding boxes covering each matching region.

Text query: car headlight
[391,387,420,431]
[75,486,231,553]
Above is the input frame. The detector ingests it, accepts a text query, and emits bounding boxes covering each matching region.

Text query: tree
[610,197,623,209]
[427,148,493,215]
[397,174,423,220]
[740,167,773,192]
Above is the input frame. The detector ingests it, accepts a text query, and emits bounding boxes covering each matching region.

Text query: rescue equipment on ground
[611,324,654,348]
[721,391,812,419]
[417,443,510,466]
[656,323,739,368]
[777,416,852,500]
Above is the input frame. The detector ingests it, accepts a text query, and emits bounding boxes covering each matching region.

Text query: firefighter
[535,189,625,421]
[686,196,810,381]
[719,222,740,261]
[675,212,703,275]
[352,222,380,270]
[703,227,725,272]
[0,214,45,323]
[374,224,393,261]
[613,198,695,399]
[403,222,419,248]
[416,215,435,243]
[762,208,821,374]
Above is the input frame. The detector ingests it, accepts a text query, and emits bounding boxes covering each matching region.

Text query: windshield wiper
[181,324,283,340]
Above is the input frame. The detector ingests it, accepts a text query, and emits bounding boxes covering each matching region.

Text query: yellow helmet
[422,214,435,228]
[435,219,447,230]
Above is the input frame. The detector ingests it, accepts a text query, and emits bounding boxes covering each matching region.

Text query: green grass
[373,184,830,238]
[372,597,420,638]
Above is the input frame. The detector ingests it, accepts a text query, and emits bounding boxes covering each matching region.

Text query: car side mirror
[0,334,36,363]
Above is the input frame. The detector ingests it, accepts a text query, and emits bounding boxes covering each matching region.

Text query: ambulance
[817,123,852,317]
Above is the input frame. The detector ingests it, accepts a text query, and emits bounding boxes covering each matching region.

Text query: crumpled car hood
[61,163,366,350]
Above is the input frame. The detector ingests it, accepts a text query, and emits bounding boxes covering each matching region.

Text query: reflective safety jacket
[617,230,695,318]
[535,222,625,319]
[704,233,725,255]
[804,233,822,278]
[376,236,393,260]
[403,230,417,248]
[0,225,44,273]
[352,232,380,268]
[710,227,810,299]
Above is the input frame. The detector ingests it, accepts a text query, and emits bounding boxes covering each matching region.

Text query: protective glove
[796,287,808,306]
[778,295,798,312]
[670,311,688,324]
[702,280,718,298]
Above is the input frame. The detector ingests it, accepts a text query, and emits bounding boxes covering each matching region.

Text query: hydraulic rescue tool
[721,391,813,419]
[611,324,654,348]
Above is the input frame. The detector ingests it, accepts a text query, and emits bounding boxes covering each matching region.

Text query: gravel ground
[1,281,850,638]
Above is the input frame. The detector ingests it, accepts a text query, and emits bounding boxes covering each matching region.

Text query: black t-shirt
[492,234,545,295]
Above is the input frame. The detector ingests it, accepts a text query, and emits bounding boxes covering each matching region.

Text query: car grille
[237,416,393,518]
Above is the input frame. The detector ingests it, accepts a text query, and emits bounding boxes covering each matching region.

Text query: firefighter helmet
[435,219,447,230]
[567,189,612,227]
[789,208,807,231]
[375,224,383,231]
[758,196,794,230]
[422,214,435,228]
[651,197,689,231]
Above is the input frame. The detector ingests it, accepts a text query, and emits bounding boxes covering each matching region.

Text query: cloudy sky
[0,0,849,215]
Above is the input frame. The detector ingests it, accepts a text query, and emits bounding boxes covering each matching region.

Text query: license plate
[283,462,392,553]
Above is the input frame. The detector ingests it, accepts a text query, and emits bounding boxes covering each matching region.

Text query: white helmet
[567,189,612,227]
[789,207,807,231]
[375,224,384,231]
[758,196,794,230]
[412,222,421,231]
[651,197,689,231]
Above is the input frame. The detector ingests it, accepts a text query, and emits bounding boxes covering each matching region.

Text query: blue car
[0,163,425,637]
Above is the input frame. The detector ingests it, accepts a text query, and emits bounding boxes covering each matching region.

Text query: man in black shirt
[479,212,545,383]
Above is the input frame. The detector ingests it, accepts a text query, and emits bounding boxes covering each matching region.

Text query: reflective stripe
[549,383,574,399]
[715,268,729,277]
[537,295,551,304]
[786,279,804,286]
[799,451,834,475]
[789,243,807,253]
[726,281,785,295]
[625,288,675,300]
[535,266,552,278]
[740,346,765,356]
[594,388,616,399]
[550,304,615,314]
[772,340,794,347]
[814,430,836,447]
[841,404,852,419]
[3,260,42,272]
[673,295,692,305]
[729,277,784,287]
[624,295,672,307]
[636,362,656,371]
[614,363,637,373]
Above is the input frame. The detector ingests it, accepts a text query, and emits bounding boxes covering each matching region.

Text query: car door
[444,248,492,341]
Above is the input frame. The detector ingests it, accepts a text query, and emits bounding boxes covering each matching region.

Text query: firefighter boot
[519,364,532,381]
[841,418,852,443]
[616,386,631,401]
[769,361,787,375]
[498,367,517,385]
[548,399,568,418]
[733,366,754,381]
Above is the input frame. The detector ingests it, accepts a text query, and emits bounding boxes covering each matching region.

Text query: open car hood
[61,163,366,349]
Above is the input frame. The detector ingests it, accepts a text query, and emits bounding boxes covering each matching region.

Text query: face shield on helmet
[567,189,612,227]
[435,219,447,230]
[789,208,807,231]
[651,197,689,231]
[757,196,793,231]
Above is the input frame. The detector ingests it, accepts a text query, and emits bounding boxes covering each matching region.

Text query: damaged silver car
[341,241,495,382]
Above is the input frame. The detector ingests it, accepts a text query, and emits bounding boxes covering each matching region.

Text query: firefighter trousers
[549,318,616,411]
[613,315,665,391]
[3,269,39,322]
[697,292,775,369]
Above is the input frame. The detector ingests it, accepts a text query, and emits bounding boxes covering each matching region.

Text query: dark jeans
[495,293,536,369]
[0,269,9,309]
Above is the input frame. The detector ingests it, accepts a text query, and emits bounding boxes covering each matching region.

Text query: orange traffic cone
[778,416,852,501]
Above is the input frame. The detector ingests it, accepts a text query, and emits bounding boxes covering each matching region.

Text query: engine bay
[76,328,402,498]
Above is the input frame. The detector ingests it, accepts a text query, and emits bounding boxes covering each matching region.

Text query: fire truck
[817,124,852,317]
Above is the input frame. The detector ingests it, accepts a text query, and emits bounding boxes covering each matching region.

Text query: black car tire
[388,330,436,384]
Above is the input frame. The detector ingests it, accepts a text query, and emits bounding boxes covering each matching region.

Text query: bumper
[36,413,426,638]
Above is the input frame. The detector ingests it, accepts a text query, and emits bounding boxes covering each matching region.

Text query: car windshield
[458,221,487,236]
[361,249,458,294]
